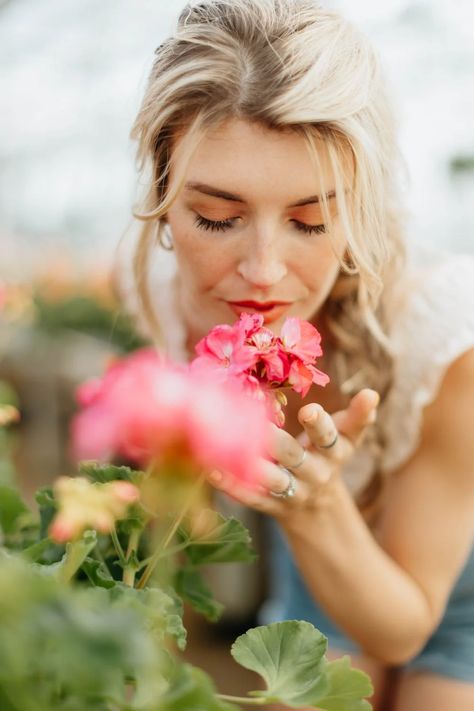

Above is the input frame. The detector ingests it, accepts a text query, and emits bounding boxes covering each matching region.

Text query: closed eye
[194,214,326,235]
[291,220,326,235]
[194,215,236,232]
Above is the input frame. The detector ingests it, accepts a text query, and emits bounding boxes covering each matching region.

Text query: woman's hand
[208,388,379,519]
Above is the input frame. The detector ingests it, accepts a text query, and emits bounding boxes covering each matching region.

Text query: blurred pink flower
[71,348,270,489]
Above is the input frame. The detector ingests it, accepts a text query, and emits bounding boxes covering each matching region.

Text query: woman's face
[165,118,346,344]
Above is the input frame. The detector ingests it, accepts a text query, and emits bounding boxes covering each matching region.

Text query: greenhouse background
[0,0,473,701]
[0,0,473,278]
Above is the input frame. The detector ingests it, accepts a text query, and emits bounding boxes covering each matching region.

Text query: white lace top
[345,243,474,494]
[132,241,474,497]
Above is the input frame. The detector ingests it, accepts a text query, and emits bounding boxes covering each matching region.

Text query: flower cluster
[49,476,140,543]
[71,349,270,488]
[192,313,329,399]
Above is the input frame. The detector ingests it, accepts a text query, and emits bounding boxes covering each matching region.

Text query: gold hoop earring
[158,224,174,251]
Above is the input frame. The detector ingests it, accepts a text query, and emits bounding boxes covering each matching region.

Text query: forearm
[278,477,436,665]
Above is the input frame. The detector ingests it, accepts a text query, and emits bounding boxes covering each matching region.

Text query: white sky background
[0,0,473,278]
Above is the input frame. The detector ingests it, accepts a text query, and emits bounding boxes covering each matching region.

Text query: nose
[236,237,287,289]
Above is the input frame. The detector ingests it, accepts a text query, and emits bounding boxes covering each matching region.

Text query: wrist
[277,471,350,538]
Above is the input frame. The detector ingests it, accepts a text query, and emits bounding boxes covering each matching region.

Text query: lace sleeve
[380,251,474,474]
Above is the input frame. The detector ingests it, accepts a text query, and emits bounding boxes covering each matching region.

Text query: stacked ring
[270,467,297,499]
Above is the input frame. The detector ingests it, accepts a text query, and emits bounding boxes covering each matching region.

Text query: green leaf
[110,584,187,651]
[316,657,373,711]
[175,568,224,622]
[81,557,116,589]
[35,530,98,583]
[79,462,143,485]
[180,513,256,565]
[22,536,61,563]
[231,621,328,705]
[0,484,29,534]
[159,663,237,711]
[231,621,373,709]
[0,555,165,709]
[35,486,57,538]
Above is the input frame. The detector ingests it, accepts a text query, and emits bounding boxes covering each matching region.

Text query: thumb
[332,389,379,444]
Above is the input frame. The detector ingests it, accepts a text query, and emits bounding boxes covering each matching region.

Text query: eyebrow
[185,181,336,207]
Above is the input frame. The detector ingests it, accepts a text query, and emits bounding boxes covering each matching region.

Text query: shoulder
[380,244,474,473]
[388,244,474,349]
[421,346,474,487]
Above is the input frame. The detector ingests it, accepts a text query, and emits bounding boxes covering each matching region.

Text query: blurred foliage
[0,452,373,710]
[450,154,474,175]
[33,293,147,353]
[1,259,149,353]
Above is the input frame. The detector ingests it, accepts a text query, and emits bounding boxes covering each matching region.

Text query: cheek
[170,222,233,290]
[301,234,343,284]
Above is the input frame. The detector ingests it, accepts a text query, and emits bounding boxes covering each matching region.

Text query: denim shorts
[259,521,474,682]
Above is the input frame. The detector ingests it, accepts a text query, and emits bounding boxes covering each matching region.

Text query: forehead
[170,118,341,205]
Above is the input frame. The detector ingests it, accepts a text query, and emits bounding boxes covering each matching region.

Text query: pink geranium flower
[191,313,329,402]
[280,317,323,361]
[194,324,258,376]
[71,348,270,489]
[246,326,289,382]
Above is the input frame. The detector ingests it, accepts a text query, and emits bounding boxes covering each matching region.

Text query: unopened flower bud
[275,390,288,407]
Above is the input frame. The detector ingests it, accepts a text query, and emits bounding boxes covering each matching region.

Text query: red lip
[226,300,292,324]
[228,300,290,311]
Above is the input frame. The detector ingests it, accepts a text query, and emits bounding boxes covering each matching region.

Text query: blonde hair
[130,0,408,509]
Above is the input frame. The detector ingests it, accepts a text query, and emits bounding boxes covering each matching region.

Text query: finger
[297,404,351,461]
[332,389,379,445]
[259,459,309,504]
[268,424,331,486]
[208,461,309,510]
[268,423,308,469]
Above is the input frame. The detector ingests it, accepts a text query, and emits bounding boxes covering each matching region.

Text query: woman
[126,1,474,708]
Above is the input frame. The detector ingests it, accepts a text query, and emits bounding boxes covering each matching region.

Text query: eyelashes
[293,221,327,236]
[194,214,326,235]
[195,215,235,232]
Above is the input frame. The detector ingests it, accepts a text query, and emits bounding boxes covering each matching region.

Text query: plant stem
[110,527,126,563]
[123,527,142,587]
[136,540,190,571]
[137,473,205,589]
[217,694,267,705]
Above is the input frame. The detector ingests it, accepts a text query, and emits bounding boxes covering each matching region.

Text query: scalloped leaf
[175,567,224,622]
[231,621,328,706]
[78,462,143,485]
[109,584,187,651]
[316,656,373,711]
[179,513,256,565]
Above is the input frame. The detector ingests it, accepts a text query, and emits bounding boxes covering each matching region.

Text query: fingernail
[367,390,380,407]
[301,404,319,423]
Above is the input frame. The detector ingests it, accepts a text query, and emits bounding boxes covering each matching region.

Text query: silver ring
[292,449,307,469]
[318,432,338,449]
[270,467,296,499]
